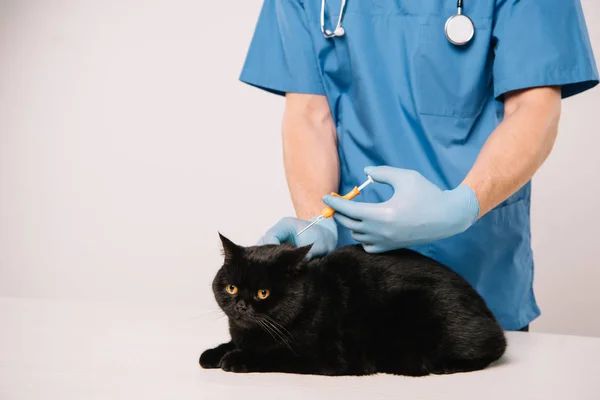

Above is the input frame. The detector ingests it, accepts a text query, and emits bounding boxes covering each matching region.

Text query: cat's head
[212,233,312,328]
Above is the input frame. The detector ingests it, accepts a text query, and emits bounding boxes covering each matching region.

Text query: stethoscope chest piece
[445,13,474,46]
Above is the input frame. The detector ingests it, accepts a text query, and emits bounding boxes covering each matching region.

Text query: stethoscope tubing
[320,0,474,46]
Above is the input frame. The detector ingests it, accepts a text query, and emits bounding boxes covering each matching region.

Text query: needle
[297,175,374,236]
[296,216,324,236]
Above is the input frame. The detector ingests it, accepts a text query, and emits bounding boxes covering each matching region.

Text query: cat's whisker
[257,320,284,347]
[258,320,292,351]
[261,318,297,355]
[259,318,290,345]
[197,309,227,321]
[263,315,295,341]
[199,309,225,316]
[262,317,295,346]
[258,318,294,349]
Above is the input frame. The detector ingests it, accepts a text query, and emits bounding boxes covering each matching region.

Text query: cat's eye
[257,289,270,300]
[225,285,238,295]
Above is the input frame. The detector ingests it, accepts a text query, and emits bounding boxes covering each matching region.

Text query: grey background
[0,0,598,336]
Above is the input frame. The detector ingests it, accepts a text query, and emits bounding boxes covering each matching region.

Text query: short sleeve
[492,0,599,100]
[239,0,325,96]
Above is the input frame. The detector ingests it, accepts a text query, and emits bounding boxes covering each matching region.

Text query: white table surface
[1,296,599,400]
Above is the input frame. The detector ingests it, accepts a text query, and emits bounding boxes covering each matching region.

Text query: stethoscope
[321,0,475,46]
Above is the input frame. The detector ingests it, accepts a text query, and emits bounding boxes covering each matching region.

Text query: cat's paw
[219,350,250,373]
[200,348,226,369]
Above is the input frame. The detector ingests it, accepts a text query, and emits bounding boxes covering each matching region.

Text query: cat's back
[317,244,491,316]
[320,244,468,287]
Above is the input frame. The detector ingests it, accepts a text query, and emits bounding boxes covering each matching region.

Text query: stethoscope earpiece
[321,0,474,46]
[321,0,347,38]
[324,27,345,38]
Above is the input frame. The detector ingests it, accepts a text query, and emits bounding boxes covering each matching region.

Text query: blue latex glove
[322,166,480,253]
[257,216,338,259]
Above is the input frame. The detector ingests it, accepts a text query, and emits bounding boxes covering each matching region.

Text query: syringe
[297,175,374,236]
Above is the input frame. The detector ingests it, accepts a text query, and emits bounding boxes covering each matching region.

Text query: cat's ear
[280,245,312,272]
[218,232,242,263]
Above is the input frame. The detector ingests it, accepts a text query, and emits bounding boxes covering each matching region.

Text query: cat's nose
[236,302,248,312]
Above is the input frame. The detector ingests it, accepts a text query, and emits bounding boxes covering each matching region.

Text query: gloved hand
[257,216,338,259]
[322,166,480,253]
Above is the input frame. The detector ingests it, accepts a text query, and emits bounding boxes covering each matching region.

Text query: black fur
[200,234,507,376]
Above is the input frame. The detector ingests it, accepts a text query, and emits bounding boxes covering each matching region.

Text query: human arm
[467,0,596,217]
[256,94,340,256]
[236,1,342,257]
[462,87,561,217]
[256,94,340,258]
[321,88,561,252]
[282,93,339,220]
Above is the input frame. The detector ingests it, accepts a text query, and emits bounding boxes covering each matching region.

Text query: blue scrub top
[239,0,599,330]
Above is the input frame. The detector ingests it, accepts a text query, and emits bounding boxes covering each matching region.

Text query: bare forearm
[282,94,339,220]
[462,87,561,217]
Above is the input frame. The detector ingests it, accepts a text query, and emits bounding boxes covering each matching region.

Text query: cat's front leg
[199,342,235,369]
[219,349,253,373]
[219,349,336,375]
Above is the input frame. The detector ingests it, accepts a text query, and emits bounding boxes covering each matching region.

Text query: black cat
[200,233,506,376]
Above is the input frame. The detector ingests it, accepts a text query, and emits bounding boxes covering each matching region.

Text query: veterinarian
[239,0,598,331]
